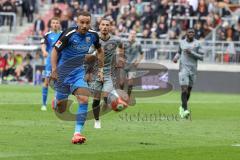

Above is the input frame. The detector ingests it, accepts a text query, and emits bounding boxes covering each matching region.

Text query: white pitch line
[232,144,240,147]
[0,101,239,105]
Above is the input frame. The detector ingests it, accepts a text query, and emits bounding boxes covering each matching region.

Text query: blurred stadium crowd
[1,0,239,39]
[0,0,240,84]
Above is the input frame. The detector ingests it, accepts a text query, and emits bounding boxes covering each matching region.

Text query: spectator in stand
[194,21,204,39]
[202,15,215,36]
[33,51,43,66]
[150,22,157,33]
[92,0,107,14]
[15,53,33,82]
[208,0,219,14]
[117,18,127,33]
[61,11,70,31]
[156,22,168,39]
[22,0,34,23]
[109,0,120,21]
[217,21,229,41]
[135,0,144,16]
[197,0,208,17]
[188,0,198,12]
[133,20,143,33]
[221,0,231,17]
[2,0,17,31]
[53,3,62,18]
[168,19,181,39]
[141,4,154,28]
[82,4,89,12]
[184,1,194,17]
[0,52,6,82]
[12,0,23,26]
[84,0,94,12]
[15,53,23,67]
[226,25,233,41]
[142,28,151,38]
[155,0,169,17]
[232,18,240,41]
[125,6,138,31]
[70,1,81,21]
[34,51,43,85]
[34,14,45,36]
[48,4,64,30]
[3,52,16,81]
[172,1,185,16]
[0,1,3,28]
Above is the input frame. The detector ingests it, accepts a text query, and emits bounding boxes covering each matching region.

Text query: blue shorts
[55,77,88,100]
[54,67,88,96]
[56,91,69,101]
[69,76,88,94]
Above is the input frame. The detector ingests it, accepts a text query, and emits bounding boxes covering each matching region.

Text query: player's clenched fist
[50,69,58,81]
[85,54,97,63]
[98,68,104,82]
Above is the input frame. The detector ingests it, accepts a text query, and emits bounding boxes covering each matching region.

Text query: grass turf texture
[0,85,239,160]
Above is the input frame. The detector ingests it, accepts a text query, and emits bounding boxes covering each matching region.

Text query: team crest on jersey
[86,37,91,43]
[104,43,117,51]
[55,40,62,48]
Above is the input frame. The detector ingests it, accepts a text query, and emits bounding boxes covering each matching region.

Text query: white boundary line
[0,101,239,105]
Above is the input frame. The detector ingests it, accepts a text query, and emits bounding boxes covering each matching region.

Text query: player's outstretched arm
[116,41,125,68]
[51,48,58,80]
[96,47,104,68]
[134,45,144,66]
[41,43,48,57]
[135,52,144,66]
[173,45,181,63]
[190,51,204,61]
[190,47,204,61]
[96,47,104,81]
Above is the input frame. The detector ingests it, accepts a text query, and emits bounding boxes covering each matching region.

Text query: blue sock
[42,87,48,106]
[75,103,88,134]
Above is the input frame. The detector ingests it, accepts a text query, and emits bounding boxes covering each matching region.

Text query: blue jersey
[41,31,62,66]
[55,27,100,65]
[54,27,101,94]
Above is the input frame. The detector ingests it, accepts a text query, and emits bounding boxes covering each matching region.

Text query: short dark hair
[51,17,60,22]
[187,28,195,33]
[99,17,112,24]
[77,11,91,18]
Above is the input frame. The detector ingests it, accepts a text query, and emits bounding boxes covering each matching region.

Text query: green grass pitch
[0,85,239,160]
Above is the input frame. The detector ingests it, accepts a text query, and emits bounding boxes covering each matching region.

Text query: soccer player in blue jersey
[41,17,62,111]
[51,11,104,144]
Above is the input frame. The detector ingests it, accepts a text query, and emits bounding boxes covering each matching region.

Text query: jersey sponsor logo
[55,40,62,48]
[86,37,91,43]
[71,44,89,52]
[104,43,117,51]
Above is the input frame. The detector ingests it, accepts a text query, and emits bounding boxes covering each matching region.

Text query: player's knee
[181,87,188,94]
[128,85,133,90]
[119,83,124,90]
[56,99,68,113]
[92,99,100,108]
[77,96,88,104]
[103,97,108,104]
[128,79,133,86]
[188,86,192,92]
[43,79,49,87]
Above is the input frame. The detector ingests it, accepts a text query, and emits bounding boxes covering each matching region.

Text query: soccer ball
[108,89,129,112]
